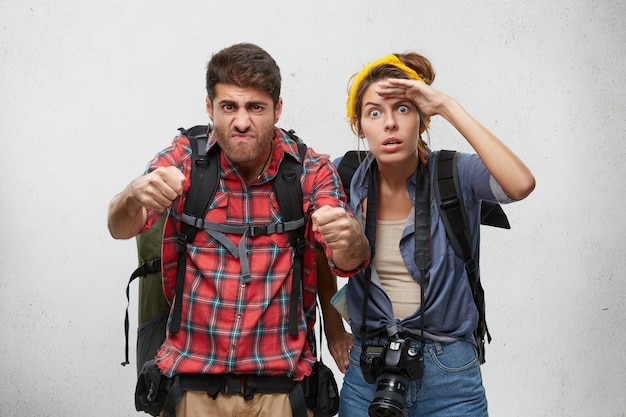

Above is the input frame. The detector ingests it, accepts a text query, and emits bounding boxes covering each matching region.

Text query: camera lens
[368,373,409,417]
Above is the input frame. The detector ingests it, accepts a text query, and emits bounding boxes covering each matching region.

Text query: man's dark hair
[206,43,282,107]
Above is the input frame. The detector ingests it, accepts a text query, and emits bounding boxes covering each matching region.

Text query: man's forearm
[107,189,147,239]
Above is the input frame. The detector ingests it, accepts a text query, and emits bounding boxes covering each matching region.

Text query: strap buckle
[223,376,245,395]
[175,234,187,252]
[465,258,477,277]
[144,258,162,274]
[249,224,268,237]
[439,197,459,210]
[295,238,307,255]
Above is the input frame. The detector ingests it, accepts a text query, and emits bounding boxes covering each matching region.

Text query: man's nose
[233,108,251,131]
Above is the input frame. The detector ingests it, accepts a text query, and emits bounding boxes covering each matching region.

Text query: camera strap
[360,160,379,345]
[413,155,431,364]
[359,155,431,361]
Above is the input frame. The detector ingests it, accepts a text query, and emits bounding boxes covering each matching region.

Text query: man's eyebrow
[215,99,269,108]
[245,100,269,108]
[217,99,236,106]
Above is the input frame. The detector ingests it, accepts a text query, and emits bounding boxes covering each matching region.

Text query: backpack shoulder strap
[434,149,500,364]
[179,125,219,229]
[272,137,308,336]
[170,124,218,334]
[273,129,306,235]
[434,150,473,261]
[336,150,368,203]
[434,150,511,260]
[274,129,306,233]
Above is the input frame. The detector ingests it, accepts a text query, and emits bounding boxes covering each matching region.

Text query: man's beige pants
[161,390,314,417]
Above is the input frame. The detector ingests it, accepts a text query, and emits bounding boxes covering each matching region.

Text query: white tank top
[372,218,421,319]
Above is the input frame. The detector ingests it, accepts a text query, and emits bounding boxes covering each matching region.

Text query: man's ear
[206,96,213,120]
[274,97,283,124]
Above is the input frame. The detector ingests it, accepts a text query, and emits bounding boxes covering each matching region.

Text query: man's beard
[213,124,275,164]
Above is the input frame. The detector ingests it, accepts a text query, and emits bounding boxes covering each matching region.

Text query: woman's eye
[369,109,381,118]
[398,105,410,114]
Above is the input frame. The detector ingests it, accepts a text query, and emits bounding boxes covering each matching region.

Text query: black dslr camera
[360,338,424,417]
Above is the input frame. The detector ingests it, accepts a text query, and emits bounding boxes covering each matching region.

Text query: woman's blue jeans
[338,338,488,417]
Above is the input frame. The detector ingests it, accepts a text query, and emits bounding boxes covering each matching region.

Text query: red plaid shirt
[142,128,358,379]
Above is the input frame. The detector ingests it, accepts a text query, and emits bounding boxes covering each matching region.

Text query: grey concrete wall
[1,1,625,415]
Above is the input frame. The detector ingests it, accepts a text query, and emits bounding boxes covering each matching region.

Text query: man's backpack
[123,125,309,373]
[336,150,510,364]
[123,215,168,375]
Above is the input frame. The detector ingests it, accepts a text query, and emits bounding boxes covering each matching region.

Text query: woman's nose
[384,114,397,131]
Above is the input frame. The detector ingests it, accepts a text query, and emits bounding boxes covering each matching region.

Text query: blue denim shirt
[341,151,511,344]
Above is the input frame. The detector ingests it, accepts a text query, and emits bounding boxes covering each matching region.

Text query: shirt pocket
[189,191,231,250]
[263,190,297,249]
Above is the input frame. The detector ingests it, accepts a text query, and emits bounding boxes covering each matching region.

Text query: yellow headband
[346,54,423,122]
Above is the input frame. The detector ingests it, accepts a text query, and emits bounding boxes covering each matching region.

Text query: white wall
[1,1,625,416]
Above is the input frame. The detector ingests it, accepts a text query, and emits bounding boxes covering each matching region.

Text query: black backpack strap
[435,150,497,364]
[336,150,368,203]
[434,150,473,260]
[272,140,308,336]
[122,258,162,366]
[170,125,217,334]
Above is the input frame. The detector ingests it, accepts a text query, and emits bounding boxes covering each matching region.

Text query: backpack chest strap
[182,213,305,236]
[180,213,305,283]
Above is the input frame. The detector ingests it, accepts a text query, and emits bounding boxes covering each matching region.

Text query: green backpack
[122,215,168,374]
[122,125,309,374]
[125,126,341,417]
